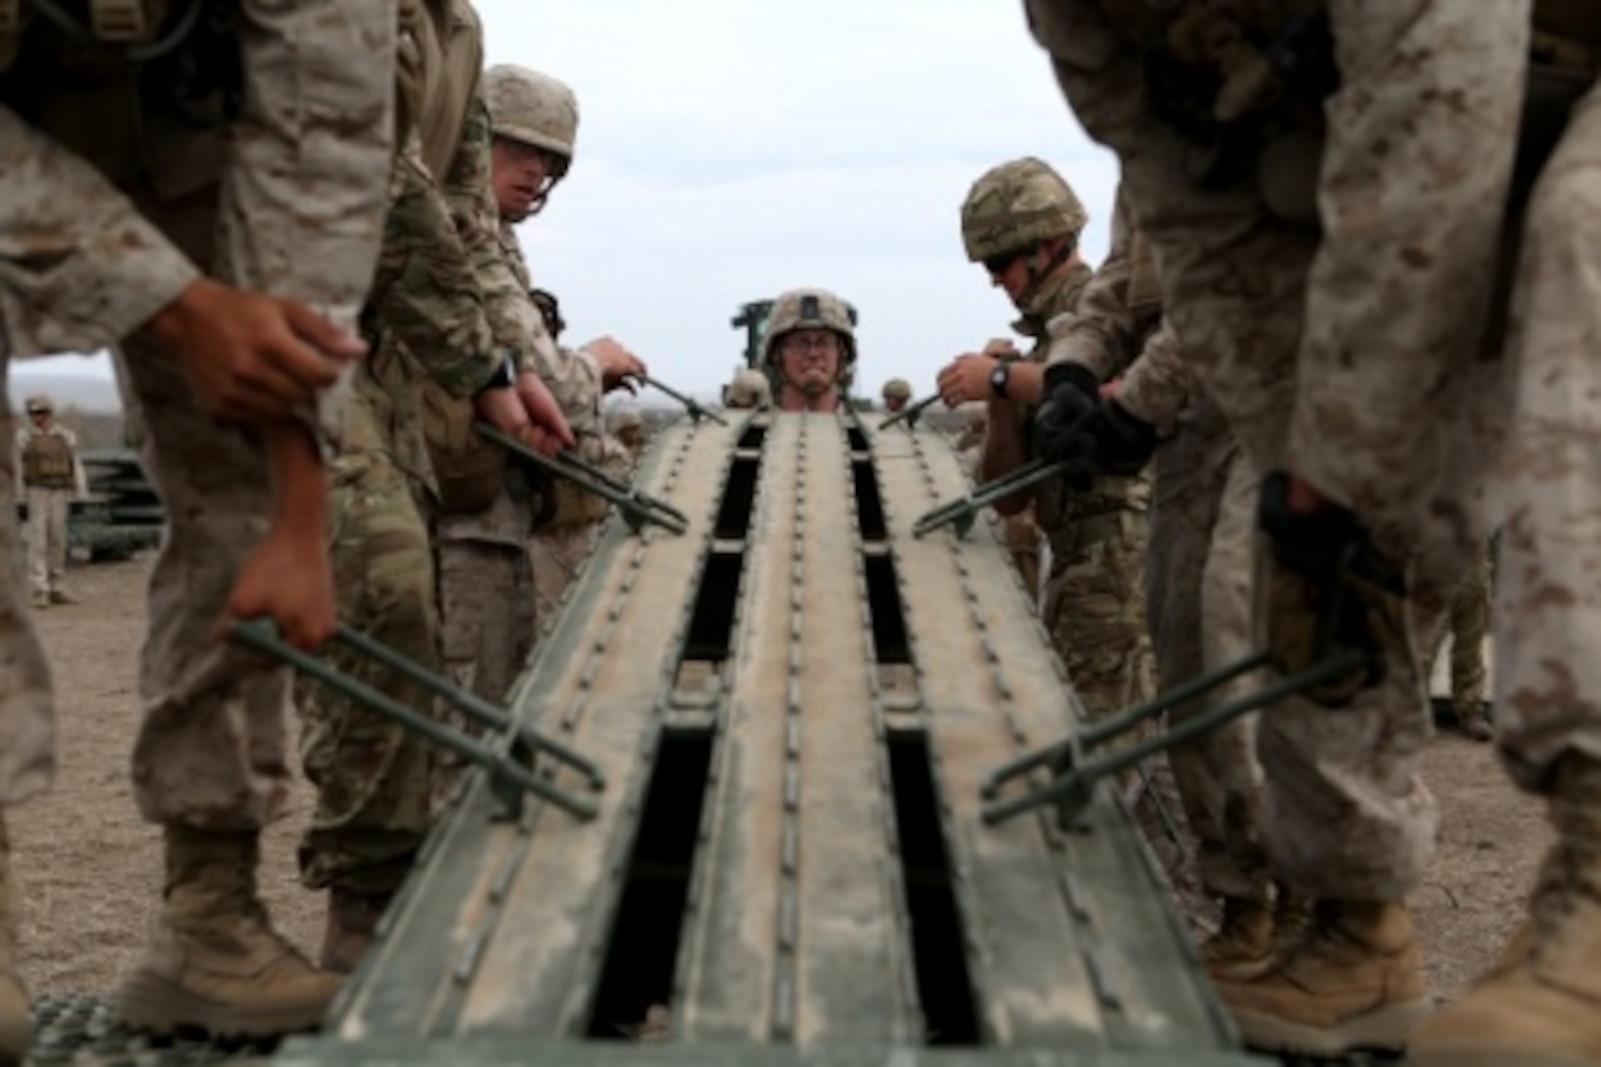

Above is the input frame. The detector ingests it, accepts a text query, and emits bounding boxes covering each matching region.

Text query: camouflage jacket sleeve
[443,98,560,377]
[1114,318,1195,435]
[0,106,198,358]
[221,0,399,444]
[1045,185,1139,381]
[367,134,504,398]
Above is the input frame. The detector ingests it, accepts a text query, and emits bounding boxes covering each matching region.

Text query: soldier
[1026,2,1601,1060]
[726,369,773,411]
[935,158,1155,722]
[764,288,857,414]
[300,2,573,976]
[0,0,396,1047]
[1040,184,1280,974]
[15,393,86,608]
[478,64,646,638]
[881,377,913,414]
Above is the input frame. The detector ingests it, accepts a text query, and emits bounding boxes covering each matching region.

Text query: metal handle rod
[981,649,1365,826]
[879,392,940,430]
[473,421,688,535]
[333,625,604,787]
[982,649,1273,795]
[913,457,1072,538]
[229,620,599,820]
[631,373,729,426]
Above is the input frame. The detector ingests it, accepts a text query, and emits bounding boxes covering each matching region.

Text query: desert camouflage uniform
[0,4,391,831]
[297,4,537,895]
[1021,265,1157,723]
[1050,188,1269,910]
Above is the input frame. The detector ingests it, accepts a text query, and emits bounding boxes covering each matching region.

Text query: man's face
[491,137,561,221]
[985,247,1035,309]
[28,409,49,428]
[777,330,843,397]
[884,394,909,413]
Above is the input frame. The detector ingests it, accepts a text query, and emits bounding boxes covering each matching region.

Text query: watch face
[990,363,1008,397]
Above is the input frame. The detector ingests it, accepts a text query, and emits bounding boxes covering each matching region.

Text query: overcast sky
[16,1,1118,405]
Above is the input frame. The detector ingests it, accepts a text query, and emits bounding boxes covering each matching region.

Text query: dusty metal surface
[278,412,1267,1066]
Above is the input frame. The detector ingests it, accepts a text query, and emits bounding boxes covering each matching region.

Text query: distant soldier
[0,0,395,1049]
[15,393,86,608]
[726,369,773,411]
[881,378,913,414]
[1432,546,1493,741]
[764,288,857,414]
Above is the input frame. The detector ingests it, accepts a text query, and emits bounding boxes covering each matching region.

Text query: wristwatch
[988,360,1011,399]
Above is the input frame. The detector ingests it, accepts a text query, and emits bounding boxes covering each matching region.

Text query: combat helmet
[726,370,773,410]
[960,157,1086,264]
[483,64,579,165]
[760,288,857,370]
[881,378,912,401]
[24,393,53,415]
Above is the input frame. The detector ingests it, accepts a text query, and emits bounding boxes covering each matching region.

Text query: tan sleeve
[1046,183,1140,381]
[0,107,197,359]
[1115,319,1195,435]
[222,0,398,448]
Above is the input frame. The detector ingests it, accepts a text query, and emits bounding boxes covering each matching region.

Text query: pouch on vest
[420,381,507,516]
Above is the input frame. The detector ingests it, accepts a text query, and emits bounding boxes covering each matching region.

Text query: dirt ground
[10,557,1551,1006]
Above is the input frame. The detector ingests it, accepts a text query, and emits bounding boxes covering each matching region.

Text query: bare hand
[146,277,365,424]
[937,353,999,407]
[580,335,647,393]
[226,525,337,651]
[473,375,575,456]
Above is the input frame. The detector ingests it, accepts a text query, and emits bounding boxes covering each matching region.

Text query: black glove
[1034,362,1101,464]
[1257,470,1407,707]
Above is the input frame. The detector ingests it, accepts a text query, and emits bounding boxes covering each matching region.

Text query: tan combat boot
[0,816,31,1067]
[1212,898,1431,1056]
[116,826,343,1038]
[1202,896,1276,982]
[319,887,393,975]
[1410,756,1601,1066]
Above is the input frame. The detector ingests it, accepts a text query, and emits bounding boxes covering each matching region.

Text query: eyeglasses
[781,333,840,355]
[982,250,1025,276]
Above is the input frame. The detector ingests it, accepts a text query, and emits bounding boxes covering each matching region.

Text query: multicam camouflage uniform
[0,0,393,1042]
[961,159,1155,725]
[297,0,533,907]
[1030,1,1601,1058]
[1430,545,1493,740]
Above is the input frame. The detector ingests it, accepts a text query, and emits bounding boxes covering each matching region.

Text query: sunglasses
[982,250,1026,275]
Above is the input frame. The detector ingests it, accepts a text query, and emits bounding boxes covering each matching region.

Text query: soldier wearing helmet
[935,156,1155,783]
[482,63,578,221]
[15,392,86,610]
[609,408,646,461]
[725,370,773,411]
[881,378,913,414]
[762,288,857,413]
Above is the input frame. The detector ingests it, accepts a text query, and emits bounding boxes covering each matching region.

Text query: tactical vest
[0,0,237,198]
[21,431,74,488]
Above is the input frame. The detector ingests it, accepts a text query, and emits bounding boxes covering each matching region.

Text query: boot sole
[115,971,333,1039]
[1235,997,1433,1057]
[1411,1046,1598,1067]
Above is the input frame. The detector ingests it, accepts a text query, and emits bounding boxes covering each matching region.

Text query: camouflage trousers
[24,486,70,600]
[432,519,536,812]
[295,448,437,895]
[1039,481,1156,724]
[1429,545,1492,715]
[116,188,302,832]
[1146,402,1270,904]
[532,521,603,628]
